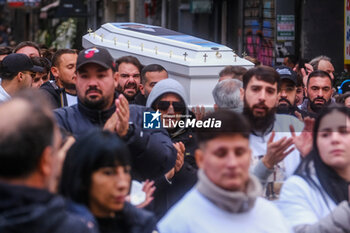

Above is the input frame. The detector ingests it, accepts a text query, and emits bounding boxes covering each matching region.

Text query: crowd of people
[0,40,350,233]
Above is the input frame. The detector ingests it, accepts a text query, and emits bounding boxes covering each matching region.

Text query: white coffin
[82,22,254,107]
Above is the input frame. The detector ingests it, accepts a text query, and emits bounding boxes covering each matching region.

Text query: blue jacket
[0,183,99,233]
[54,101,176,180]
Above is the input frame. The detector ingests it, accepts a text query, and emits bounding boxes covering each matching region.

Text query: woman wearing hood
[145,78,198,219]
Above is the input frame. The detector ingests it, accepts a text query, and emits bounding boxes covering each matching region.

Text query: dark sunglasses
[157,101,186,112]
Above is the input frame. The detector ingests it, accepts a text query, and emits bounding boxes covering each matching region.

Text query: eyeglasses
[22,72,36,79]
[157,101,186,112]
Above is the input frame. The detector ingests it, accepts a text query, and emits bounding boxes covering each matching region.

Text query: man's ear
[195,148,204,169]
[213,103,219,111]
[240,87,244,101]
[304,86,308,97]
[51,66,58,77]
[51,67,59,81]
[114,72,119,88]
[139,84,145,95]
[38,146,53,178]
[16,72,24,83]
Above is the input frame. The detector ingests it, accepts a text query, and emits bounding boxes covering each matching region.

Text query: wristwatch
[122,122,135,140]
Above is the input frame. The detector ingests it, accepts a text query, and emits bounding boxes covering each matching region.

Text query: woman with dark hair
[277,104,350,232]
[59,129,157,233]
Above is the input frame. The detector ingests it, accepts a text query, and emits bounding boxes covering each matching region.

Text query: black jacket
[54,101,177,180]
[150,127,198,220]
[170,127,198,169]
[0,183,98,233]
[134,92,147,106]
[96,202,157,233]
[40,81,67,109]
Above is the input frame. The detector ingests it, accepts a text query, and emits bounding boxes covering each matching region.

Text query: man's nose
[280,89,287,97]
[87,78,98,86]
[226,152,238,168]
[167,104,175,114]
[317,89,324,97]
[258,90,267,102]
[127,75,137,81]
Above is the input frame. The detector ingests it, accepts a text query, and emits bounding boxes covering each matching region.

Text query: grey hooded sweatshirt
[146,78,189,113]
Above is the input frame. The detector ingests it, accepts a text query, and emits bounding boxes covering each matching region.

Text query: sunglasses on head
[157,101,186,112]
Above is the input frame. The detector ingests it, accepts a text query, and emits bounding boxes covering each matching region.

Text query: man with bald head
[309,55,335,80]
[0,90,98,233]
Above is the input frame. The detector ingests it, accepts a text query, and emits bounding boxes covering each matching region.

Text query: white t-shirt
[158,188,291,233]
[0,84,10,103]
[277,175,336,228]
[250,114,304,181]
[66,93,77,106]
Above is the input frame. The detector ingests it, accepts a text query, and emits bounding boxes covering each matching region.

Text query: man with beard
[300,70,333,116]
[134,64,168,106]
[54,47,176,180]
[40,49,78,108]
[240,66,312,199]
[115,55,143,103]
[275,66,309,118]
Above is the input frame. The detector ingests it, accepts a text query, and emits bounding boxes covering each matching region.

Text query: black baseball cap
[275,65,297,85]
[76,47,116,71]
[1,53,43,74]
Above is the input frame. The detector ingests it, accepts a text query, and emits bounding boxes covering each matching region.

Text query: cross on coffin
[233,51,237,62]
[87,28,93,36]
[183,52,188,61]
[203,53,208,63]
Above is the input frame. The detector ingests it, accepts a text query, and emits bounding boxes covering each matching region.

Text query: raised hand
[191,105,206,121]
[262,131,295,169]
[115,94,130,137]
[165,142,186,180]
[290,117,315,158]
[103,94,130,137]
[294,63,313,87]
[136,180,156,209]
